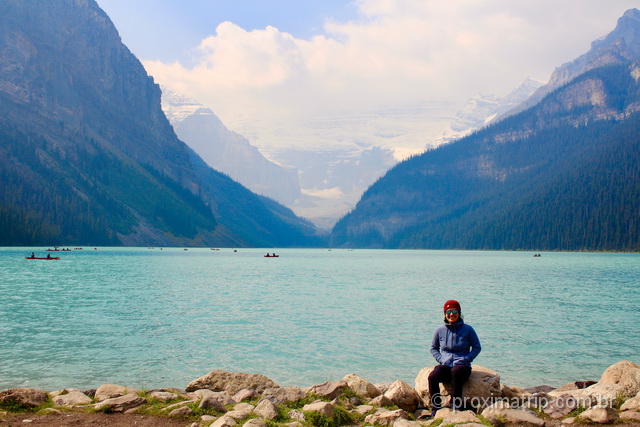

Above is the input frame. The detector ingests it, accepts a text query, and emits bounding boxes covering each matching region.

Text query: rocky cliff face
[500,8,640,120]
[0,0,318,246]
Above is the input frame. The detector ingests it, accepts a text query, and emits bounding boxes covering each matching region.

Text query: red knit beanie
[443,300,461,313]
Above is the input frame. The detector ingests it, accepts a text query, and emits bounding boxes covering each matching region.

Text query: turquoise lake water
[0,247,638,392]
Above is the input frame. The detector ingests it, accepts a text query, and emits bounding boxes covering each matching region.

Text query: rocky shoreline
[1,361,639,427]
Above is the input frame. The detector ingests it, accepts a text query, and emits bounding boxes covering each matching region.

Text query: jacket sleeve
[430,329,442,363]
[466,326,482,362]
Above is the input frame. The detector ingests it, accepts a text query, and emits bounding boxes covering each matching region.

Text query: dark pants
[428,365,472,410]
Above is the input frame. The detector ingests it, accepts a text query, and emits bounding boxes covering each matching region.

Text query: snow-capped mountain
[450,77,544,134]
[499,8,640,120]
[161,87,301,205]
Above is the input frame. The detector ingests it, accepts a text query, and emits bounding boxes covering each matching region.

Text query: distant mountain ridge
[500,8,640,120]
[450,77,543,133]
[161,87,302,206]
[0,0,319,247]
[330,10,640,251]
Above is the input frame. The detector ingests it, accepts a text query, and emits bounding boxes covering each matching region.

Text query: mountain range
[0,0,319,247]
[161,87,301,206]
[330,9,640,251]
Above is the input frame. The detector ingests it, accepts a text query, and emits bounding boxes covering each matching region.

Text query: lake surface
[1,247,638,392]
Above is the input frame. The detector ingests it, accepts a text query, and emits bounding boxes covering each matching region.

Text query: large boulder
[342,374,380,399]
[620,391,640,411]
[598,360,640,396]
[254,398,279,420]
[262,386,306,404]
[363,408,408,426]
[302,401,335,418]
[482,407,545,426]
[94,393,146,412]
[579,406,620,423]
[383,380,419,413]
[52,391,92,406]
[186,370,279,395]
[550,382,625,407]
[94,384,138,402]
[543,394,579,419]
[306,381,348,400]
[0,388,48,408]
[437,408,482,425]
[415,365,501,410]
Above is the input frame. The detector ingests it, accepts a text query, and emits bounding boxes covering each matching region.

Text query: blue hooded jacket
[430,319,481,367]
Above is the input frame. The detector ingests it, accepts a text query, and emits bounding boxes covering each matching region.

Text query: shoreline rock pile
[1,361,639,426]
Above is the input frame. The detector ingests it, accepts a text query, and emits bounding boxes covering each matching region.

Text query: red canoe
[25,256,60,260]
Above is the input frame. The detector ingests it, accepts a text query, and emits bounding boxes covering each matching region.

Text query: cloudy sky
[97,0,638,155]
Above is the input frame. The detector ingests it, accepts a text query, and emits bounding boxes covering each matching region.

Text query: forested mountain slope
[331,62,640,251]
[0,0,318,247]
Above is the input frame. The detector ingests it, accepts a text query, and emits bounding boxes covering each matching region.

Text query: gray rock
[243,419,267,427]
[375,382,394,394]
[620,411,640,422]
[579,406,620,423]
[550,382,625,407]
[307,380,348,400]
[211,415,238,427]
[364,408,409,426]
[164,399,196,411]
[0,388,48,408]
[415,364,501,410]
[544,394,578,419]
[620,392,640,411]
[194,389,236,405]
[482,407,545,426]
[94,384,138,402]
[354,404,375,415]
[369,394,394,407]
[186,370,279,394]
[232,388,257,402]
[94,393,146,413]
[384,380,420,413]
[525,385,557,393]
[262,386,306,404]
[302,401,335,418]
[552,381,596,393]
[225,403,254,420]
[599,360,640,397]
[52,391,92,406]
[199,395,228,412]
[439,409,481,425]
[168,405,195,417]
[149,391,179,402]
[254,398,279,420]
[343,373,381,398]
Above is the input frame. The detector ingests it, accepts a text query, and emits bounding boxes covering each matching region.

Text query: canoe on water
[25,256,60,260]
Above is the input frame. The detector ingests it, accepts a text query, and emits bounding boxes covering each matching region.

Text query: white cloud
[143,0,638,153]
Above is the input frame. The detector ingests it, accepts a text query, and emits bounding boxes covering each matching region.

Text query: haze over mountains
[162,76,541,230]
[0,0,637,251]
[0,0,318,247]
[331,9,640,251]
